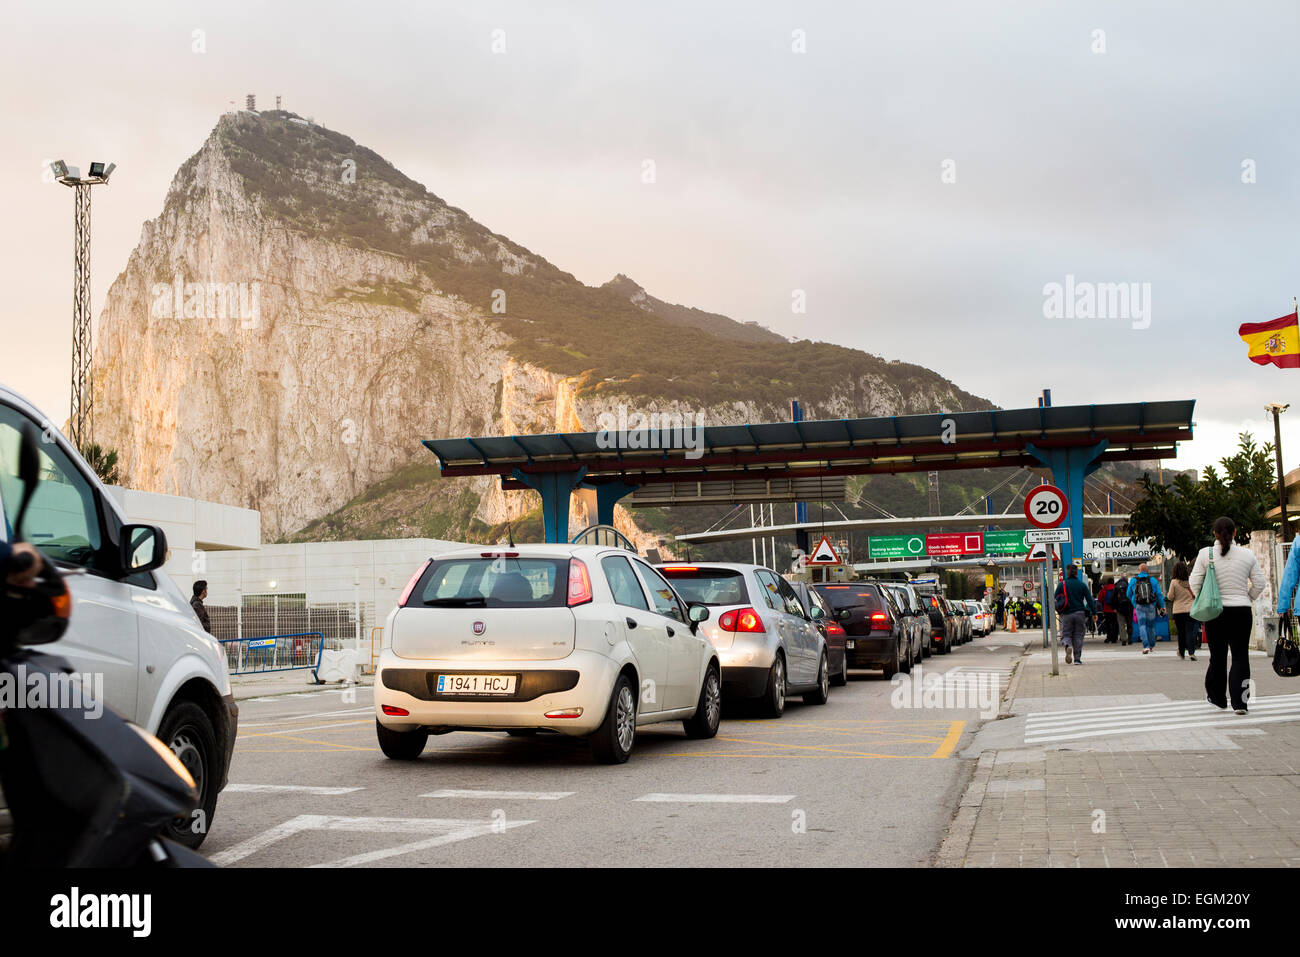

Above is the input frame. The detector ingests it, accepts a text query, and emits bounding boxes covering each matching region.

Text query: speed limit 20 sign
[1024,484,1068,529]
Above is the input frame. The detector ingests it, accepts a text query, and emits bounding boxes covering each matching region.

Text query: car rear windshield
[659,567,747,606]
[814,584,884,612]
[413,557,567,608]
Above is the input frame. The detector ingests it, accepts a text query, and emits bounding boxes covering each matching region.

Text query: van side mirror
[120,524,168,575]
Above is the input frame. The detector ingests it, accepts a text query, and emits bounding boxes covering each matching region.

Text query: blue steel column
[1025,440,1109,568]
[511,467,587,543]
[593,480,640,527]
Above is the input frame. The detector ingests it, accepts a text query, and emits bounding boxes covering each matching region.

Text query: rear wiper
[421,597,487,607]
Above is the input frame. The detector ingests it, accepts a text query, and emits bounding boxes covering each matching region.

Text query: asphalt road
[201,633,1023,867]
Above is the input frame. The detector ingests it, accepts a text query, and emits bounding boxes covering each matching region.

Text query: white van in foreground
[0,385,237,849]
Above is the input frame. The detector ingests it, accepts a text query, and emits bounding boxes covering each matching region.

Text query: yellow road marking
[929,720,966,759]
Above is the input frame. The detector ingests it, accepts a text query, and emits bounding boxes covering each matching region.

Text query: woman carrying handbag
[1189,516,1266,714]
[1167,562,1197,660]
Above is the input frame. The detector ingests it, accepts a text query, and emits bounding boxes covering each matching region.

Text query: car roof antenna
[507,523,515,548]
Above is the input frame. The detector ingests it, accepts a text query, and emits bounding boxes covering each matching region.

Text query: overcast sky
[2,0,1299,475]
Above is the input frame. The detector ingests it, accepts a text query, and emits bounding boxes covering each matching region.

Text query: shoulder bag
[1273,612,1300,677]
[1189,548,1223,622]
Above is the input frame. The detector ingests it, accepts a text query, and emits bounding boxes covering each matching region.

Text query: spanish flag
[1239,311,1300,368]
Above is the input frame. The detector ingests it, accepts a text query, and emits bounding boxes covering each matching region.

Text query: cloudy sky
[2,0,1298,474]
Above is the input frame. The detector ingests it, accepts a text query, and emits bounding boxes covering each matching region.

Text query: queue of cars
[374,545,996,764]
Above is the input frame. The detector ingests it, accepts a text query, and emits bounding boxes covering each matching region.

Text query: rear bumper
[374,649,618,736]
[720,665,772,698]
[844,634,894,666]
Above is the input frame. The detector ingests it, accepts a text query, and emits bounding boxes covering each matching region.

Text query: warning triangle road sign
[807,535,842,565]
[1024,542,1059,564]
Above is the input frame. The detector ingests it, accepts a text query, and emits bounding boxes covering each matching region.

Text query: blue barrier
[221,632,326,678]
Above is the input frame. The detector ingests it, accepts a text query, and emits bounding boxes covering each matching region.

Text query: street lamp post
[1267,403,1290,542]
[50,159,115,450]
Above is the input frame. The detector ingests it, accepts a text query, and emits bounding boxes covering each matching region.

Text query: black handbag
[1273,613,1300,678]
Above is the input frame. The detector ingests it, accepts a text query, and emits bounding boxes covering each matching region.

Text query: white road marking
[1025,694,1300,744]
[224,784,364,795]
[239,706,375,729]
[422,789,575,800]
[258,719,371,736]
[634,793,795,804]
[208,814,533,867]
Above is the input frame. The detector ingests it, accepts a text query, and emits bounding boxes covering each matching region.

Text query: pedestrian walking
[1167,561,1198,661]
[1190,517,1266,714]
[1098,576,1120,643]
[1113,573,1132,644]
[191,579,212,634]
[1054,564,1096,665]
[1126,563,1166,653]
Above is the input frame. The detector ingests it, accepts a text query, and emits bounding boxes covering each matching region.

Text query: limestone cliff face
[93,110,986,542]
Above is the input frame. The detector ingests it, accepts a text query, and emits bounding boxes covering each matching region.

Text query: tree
[1125,433,1276,560]
[79,443,121,486]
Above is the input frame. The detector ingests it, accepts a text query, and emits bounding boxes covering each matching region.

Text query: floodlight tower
[50,159,115,450]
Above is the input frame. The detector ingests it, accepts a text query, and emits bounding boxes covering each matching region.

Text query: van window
[0,405,103,568]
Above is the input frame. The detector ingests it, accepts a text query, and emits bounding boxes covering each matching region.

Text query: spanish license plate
[846,640,855,649]
[436,674,517,696]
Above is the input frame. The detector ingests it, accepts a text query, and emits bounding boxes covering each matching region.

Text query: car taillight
[382,705,409,716]
[568,558,593,606]
[718,606,765,633]
[398,559,432,607]
[825,622,846,636]
[870,612,888,627]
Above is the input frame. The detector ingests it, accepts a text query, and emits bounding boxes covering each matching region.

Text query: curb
[934,750,995,867]
[934,633,1031,867]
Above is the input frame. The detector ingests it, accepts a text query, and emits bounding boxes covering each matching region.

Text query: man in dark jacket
[1113,573,1132,645]
[191,579,212,634]
[1054,564,1096,665]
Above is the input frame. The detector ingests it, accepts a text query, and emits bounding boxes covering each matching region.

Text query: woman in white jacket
[1189,516,1266,714]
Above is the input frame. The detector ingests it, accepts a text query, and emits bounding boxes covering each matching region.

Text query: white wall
[201,538,469,644]
[105,486,260,596]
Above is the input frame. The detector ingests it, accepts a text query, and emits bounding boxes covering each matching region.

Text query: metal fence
[207,598,374,649]
[220,632,325,676]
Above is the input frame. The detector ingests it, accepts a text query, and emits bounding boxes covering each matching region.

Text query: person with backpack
[1191,516,1266,714]
[1166,561,1198,661]
[1126,563,1166,653]
[1113,573,1132,645]
[1098,576,1119,643]
[1054,564,1096,664]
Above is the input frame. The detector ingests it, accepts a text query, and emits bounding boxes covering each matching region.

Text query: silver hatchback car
[657,562,829,717]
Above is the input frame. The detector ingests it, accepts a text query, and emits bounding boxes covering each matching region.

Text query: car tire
[937,636,949,656]
[761,654,787,718]
[831,650,848,686]
[882,639,900,679]
[921,635,932,658]
[158,701,220,850]
[804,653,830,705]
[901,640,914,674]
[376,719,429,760]
[682,666,722,739]
[590,673,637,764]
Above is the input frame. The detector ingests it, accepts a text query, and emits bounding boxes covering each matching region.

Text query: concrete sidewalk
[229,670,373,701]
[938,630,1300,867]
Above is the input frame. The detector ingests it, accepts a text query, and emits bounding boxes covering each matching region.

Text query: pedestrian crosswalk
[1024,693,1300,745]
